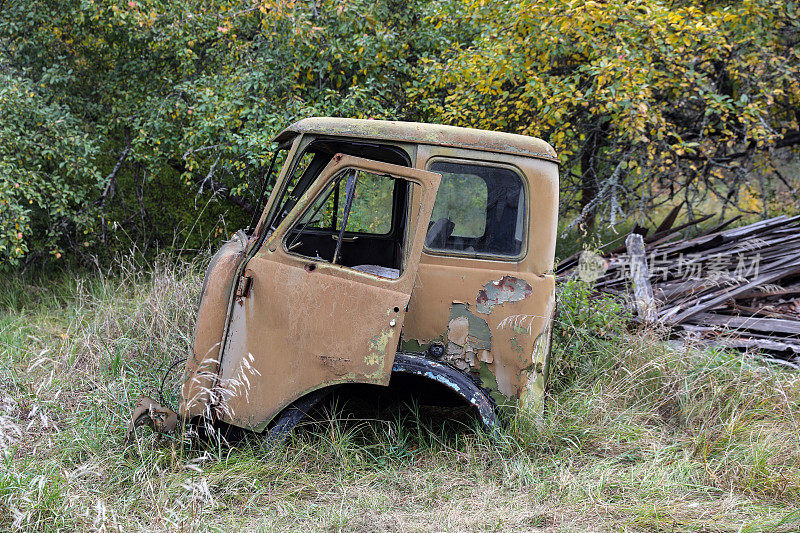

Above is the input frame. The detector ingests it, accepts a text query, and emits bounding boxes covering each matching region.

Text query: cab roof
[273,117,559,162]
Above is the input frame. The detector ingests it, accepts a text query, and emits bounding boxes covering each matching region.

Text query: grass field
[1,259,799,532]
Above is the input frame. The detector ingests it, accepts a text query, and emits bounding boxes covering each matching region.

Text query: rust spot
[320,355,351,375]
[476,276,533,314]
[125,396,179,444]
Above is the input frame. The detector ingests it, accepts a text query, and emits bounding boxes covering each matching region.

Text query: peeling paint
[392,353,498,428]
[476,276,533,314]
[422,371,461,391]
[367,330,393,367]
[400,338,426,354]
[477,362,508,407]
[520,298,555,414]
[446,303,492,370]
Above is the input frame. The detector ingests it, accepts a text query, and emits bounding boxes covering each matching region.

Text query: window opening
[248,146,288,233]
[265,139,410,233]
[425,161,525,257]
[285,169,416,279]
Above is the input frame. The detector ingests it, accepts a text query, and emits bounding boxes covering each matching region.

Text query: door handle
[331,235,358,242]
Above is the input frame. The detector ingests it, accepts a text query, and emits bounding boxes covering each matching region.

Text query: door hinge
[235,274,252,298]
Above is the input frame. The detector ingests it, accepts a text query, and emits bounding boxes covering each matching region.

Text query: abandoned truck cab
[181,117,559,434]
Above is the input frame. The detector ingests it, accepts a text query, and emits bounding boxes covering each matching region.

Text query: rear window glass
[425,161,525,257]
[431,173,487,238]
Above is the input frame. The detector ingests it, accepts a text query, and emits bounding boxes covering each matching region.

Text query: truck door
[213,155,441,431]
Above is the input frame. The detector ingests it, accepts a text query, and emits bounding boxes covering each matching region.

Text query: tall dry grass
[0,264,798,531]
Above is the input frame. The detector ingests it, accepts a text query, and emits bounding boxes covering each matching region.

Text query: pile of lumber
[557,206,800,367]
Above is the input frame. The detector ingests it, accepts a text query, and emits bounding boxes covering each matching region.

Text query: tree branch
[97,146,130,207]
[170,158,255,215]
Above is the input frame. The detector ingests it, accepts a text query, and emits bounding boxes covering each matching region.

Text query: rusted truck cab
[181,118,559,433]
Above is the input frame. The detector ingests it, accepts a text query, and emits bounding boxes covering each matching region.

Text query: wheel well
[390,353,498,429]
[264,354,499,438]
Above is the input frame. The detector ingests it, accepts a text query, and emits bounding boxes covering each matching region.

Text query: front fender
[180,231,248,419]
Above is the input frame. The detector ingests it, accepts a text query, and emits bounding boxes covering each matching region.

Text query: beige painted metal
[181,233,248,419]
[211,155,441,431]
[182,118,560,432]
[401,145,559,406]
[273,117,559,162]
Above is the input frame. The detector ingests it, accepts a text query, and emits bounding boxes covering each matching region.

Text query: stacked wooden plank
[557,208,800,367]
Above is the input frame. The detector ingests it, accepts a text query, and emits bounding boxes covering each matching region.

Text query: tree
[2,0,798,268]
[0,0,455,268]
[0,75,101,266]
[411,0,800,229]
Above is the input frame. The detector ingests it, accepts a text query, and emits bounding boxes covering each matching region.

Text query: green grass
[0,262,799,531]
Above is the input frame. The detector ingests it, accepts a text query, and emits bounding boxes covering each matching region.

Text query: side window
[336,170,394,234]
[284,168,416,279]
[290,170,395,235]
[431,173,487,238]
[270,152,316,229]
[425,161,525,257]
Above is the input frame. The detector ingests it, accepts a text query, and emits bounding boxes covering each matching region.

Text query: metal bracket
[236,275,253,298]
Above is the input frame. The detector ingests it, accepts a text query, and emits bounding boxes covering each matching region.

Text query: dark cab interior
[273,139,413,278]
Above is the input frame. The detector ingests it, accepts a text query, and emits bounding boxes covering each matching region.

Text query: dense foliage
[1,0,798,268]
[414,0,800,228]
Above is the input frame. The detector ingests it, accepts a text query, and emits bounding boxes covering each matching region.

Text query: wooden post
[625,233,657,322]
